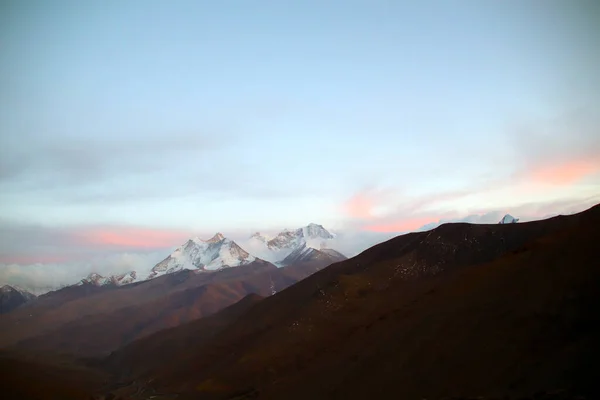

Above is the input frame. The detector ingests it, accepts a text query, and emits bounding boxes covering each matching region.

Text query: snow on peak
[59,225,341,291]
[112,271,138,285]
[1,284,36,299]
[300,223,335,240]
[206,232,225,243]
[247,223,342,265]
[266,223,334,251]
[149,233,256,279]
[499,214,519,224]
[81,271,139,287]
[1,284,13,293]
[82,273,112,287]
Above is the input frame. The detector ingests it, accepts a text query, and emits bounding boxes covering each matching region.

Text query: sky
[1,0,599,292]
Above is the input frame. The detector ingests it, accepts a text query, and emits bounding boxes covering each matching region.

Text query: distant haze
[1,1,599,291]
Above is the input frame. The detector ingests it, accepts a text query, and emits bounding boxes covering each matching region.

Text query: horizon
[3,203,599,295]
[1,1,599,291]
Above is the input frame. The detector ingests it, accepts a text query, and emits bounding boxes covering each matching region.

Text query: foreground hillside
[101,204,600,399]
[0,350,108,400]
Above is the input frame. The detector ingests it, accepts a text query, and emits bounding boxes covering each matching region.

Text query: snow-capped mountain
[499,214,519,224]
[148,233,256,279]
[248,223,342,264]
[1,285,37,314]
[80,271,139,287]
[63,224,342,291]
[1,284,36,300]
[267,223,335,251]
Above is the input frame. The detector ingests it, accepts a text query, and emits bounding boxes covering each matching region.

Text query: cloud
[75,227,194,249]
[0,221,397,294]
[364,216,438,233]
[527,158,600,186]
[0,131,228,186]
[342,187,401,220]
[3,195,599,295]
[0,130,318,208]
[414,195,600,232]
[509,106,600,185]
[339,185,480,233]
[0,252,166,295]
[415,211,506,232]
[337,106,600,234]
[340,179,600,235]
[0,128,312,206]
[344,192,375,219]
[0,221,195,266]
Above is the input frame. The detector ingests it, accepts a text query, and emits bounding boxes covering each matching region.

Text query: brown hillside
[0,350,108,400]
[5,259,332,357]
[103,204,600,400]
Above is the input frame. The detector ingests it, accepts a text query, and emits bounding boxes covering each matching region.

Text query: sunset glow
[529,159,600,186]
[78,228,191,249]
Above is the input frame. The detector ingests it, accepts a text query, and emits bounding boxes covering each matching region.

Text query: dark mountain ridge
[99,204,600,399]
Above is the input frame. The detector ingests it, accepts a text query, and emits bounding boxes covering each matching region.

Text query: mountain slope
[1,285,37,314]
[103,293,265,381]
[280,243,347,266]
[0,350,108,400]
[6,256,339,357]
[105,204,600,400]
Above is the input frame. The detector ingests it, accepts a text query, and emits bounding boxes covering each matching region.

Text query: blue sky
[0,1,599,286]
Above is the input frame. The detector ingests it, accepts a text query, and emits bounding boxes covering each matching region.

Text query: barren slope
[104,205,600,399]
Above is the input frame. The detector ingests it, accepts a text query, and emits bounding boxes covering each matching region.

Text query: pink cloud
[77,227,192,249]
[340,187,474,233]
[344,192,375,219]
[363,216,438,233]
[0,254,73,264]
[528,159,600,186]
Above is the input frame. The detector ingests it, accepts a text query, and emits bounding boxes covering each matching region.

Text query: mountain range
[77,223,344,289]
[2,207,598,399]
[0,225,346,358]
[97,203,600,399]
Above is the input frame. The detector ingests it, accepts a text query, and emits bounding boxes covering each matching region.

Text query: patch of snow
[499,214,519,224]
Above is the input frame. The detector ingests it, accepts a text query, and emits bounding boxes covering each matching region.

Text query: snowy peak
[1,284,15,294]
[206,232,225,243]
[82,273,111,286]
[267,223,334,251]
[149,233,256,279]
[267,230,300,251]
[112,271,138,285]
[81,271,138,287]
[255,223,343,264]
[1,284,36,301]
[499,214,519,224]
[299,223,335,239]
[1,285,37,314]
[67,224,342,291]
